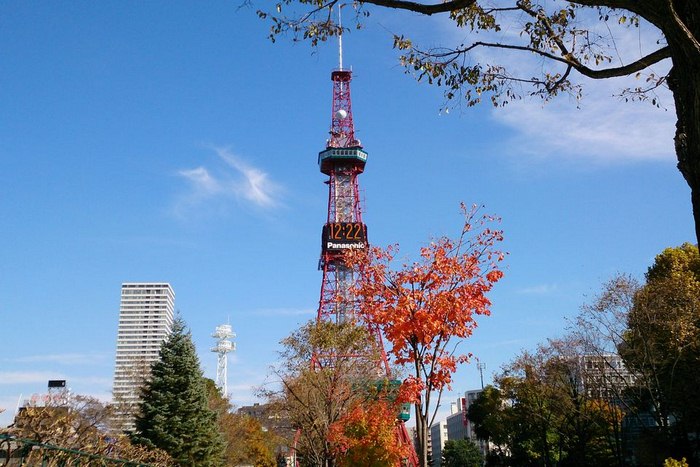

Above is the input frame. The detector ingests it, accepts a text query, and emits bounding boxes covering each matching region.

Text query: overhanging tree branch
[568,0,643,12]
[425,41,671,80]
[555,45,670,79]
[361,0,649,18]
[361,0,476,15]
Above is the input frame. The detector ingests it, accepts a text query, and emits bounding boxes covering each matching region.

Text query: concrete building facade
[112,282,175,429]
[446,397,468,442]
[429,420,449,467]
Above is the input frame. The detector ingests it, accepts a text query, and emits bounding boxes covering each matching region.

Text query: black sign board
[48,380,66,388]
[322,222,368,253]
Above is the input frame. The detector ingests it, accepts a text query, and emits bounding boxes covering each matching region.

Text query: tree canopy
[441,439,484,467]
[265,319,391,466]
[620,243,700,462]
[259,0,700,245]
[466,243,700,465]
[468,344,625,466]
[328,397,411,467]
[131,317,226,466]
[344,203,504,466]
[3,392,173,466]
[204,379,279,467]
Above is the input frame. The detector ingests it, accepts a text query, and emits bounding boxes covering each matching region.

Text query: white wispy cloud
[423,8,675,165]
[0,371,66,385]
[214,148,281,208]
[485,20,675,165]
[67,376,113,387]
[5,353,109,366]
[174,147,284,217]
[490,80,675,165]
[179,167,222,197]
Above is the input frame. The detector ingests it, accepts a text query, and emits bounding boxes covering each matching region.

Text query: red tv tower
[316,60,371,327]
[314,27,419,466]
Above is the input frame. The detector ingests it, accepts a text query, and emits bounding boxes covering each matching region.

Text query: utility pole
[477,362,487,389]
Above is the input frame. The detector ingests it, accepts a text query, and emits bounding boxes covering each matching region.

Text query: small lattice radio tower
[211,324,236,396]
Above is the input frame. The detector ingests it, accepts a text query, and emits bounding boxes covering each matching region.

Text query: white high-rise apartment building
[112,283,175,429]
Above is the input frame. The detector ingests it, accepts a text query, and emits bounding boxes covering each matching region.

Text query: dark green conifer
[132,317,225,466]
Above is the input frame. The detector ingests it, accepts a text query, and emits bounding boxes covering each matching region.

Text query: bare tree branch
[429,41,671,80]
[361,0,476,15]
[360,0,652,18]
[568,0,642,12]
[564,45,671,79]
[668,0,700,55]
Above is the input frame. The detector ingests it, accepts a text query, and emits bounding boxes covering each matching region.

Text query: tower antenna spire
[337,4,343,71]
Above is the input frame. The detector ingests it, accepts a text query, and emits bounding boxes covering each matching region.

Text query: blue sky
[0,2,693,427]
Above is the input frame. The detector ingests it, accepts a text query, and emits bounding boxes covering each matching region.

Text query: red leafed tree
[345,203,505,467]
[328,398,410,467]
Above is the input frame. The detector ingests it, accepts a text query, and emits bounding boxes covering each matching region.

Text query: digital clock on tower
[322,222,368,252]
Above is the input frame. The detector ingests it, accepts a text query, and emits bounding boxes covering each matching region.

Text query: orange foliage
[345,204,505,401]
[328,399,410,467]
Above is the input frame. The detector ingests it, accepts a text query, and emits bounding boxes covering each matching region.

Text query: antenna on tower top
[337,3,344,70]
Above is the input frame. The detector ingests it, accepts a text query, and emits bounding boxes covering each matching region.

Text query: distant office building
[464,389,483,440]
[237,402,291,433]
[430,420,449,467]
[446,396,469,441]
[444,390,484,442]
[579,354,635,401]
[238,403,268,422]
[112,282,175,430]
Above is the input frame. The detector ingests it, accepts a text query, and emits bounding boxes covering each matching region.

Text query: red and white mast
[312,19,418,467]
[316,25,369,326]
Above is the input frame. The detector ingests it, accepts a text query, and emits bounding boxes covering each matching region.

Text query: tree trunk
[669,64,700,246]
[666,4,700,246]
[415,404,429,467]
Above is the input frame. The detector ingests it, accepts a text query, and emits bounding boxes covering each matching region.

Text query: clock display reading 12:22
[322,222,368,252]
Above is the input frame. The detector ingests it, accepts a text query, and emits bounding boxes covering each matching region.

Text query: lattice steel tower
[316,65,369,326]
[211,324,236,396]
[316,15,375,329]
[314,36,418,466]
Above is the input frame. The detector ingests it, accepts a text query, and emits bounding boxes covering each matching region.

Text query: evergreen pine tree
[131,317,226,466]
